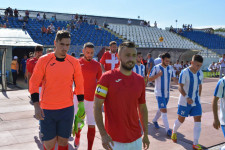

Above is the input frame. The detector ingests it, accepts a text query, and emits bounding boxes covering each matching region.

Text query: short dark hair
[118,41,136,55]
[161,52,170,59]
[55,30,71,42]
[148,53,152,57]
[109,41,117,46]
[137,52,142,55]
[192,55,203,63]
[83,42,94,49]
[35,46,43,52]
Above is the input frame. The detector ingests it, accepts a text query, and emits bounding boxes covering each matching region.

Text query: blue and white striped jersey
[149,64,175,98]
[178,68,203,107]
[214,77,225,125]
[133,64,145,77]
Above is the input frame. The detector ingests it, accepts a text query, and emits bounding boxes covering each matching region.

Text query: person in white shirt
[171,55,204,150]
[216,61,220,77]
[133,52,145,77]
[212,77,225,150]
[48,23,55,33]
[219,54,225,78]
[208,62,216,77]
[149,53,178,137]
[128,19,132,25]
[174,60,182,78]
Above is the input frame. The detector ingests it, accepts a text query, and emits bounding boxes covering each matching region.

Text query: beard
[121,61,135,71]
[162,61,168,67]
[84,56,92,61]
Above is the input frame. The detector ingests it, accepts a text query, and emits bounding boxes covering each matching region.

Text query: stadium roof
[0,28,42,47]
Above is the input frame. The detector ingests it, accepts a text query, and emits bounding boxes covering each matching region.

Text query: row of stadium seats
[214,32,225,38]
[178,31,225,55]
[108,24,205,50]
[0,17,123,53]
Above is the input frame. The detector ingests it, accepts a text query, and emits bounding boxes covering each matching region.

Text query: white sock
[161,113,169,132]
[193,122,201,145]
[173,119,182,133]
[152,110,161,122]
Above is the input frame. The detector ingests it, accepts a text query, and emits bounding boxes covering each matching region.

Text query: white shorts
[111,137,142,150]
[73,95,95,125]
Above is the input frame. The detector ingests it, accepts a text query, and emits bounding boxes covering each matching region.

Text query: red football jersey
[26,57,38,75]
[95,68,146,143]
[79,58,102,101]
[100,51,119,71]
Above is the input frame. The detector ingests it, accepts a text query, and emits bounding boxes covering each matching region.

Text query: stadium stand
[178,30,225,55]
[215,31,225,37]
[108,24,205,50]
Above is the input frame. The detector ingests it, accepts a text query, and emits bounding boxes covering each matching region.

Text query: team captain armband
[95,84,108,98]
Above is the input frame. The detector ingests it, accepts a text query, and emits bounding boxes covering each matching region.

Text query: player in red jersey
[94,41,150,150]
[74,42,102,150]
[100,41,119,72]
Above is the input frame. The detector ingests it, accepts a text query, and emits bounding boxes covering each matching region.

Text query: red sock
[76,128,81,139]
[87,127,96,150]
[58,145,68,150]
[43,144,55,150]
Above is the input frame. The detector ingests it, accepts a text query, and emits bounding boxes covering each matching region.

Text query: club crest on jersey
[95,84,108,98]
[161,103,164,107]
[181,111,185,115]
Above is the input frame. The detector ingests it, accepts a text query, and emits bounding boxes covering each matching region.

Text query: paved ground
[0,77,224,150]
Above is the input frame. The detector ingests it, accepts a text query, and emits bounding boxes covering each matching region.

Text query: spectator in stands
[11,56,19,85]
[183,61,189,68]
[43,13,46,20]
[41,25,47,34]
[14,8,18,17]
[62,27,65,31]
[0,24,3,28]
[128,19,132,25]
[147,21,150,27]
[48,23,55,33]
[83,15,87,22]
[8,7,13,17]
[4,8,9,16]
[94,19,97,25]
[75,13,79,20]
[154,54,162,65]
[51,16,56,22]
[71,52,75,57]
[208,62,216,77]
[46,48,54,54]
[154,21,157,28]
[71,14,75,21]
[80,15,83,21]
[36,13,42,21]
[218,54,225,78]
[18,15,23,22]
[173,60,182,78]
[140,20,144,26]
[25,10,29,18]
[103,20,109,28]
[90,18,93,25]
[46,27,51,34]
